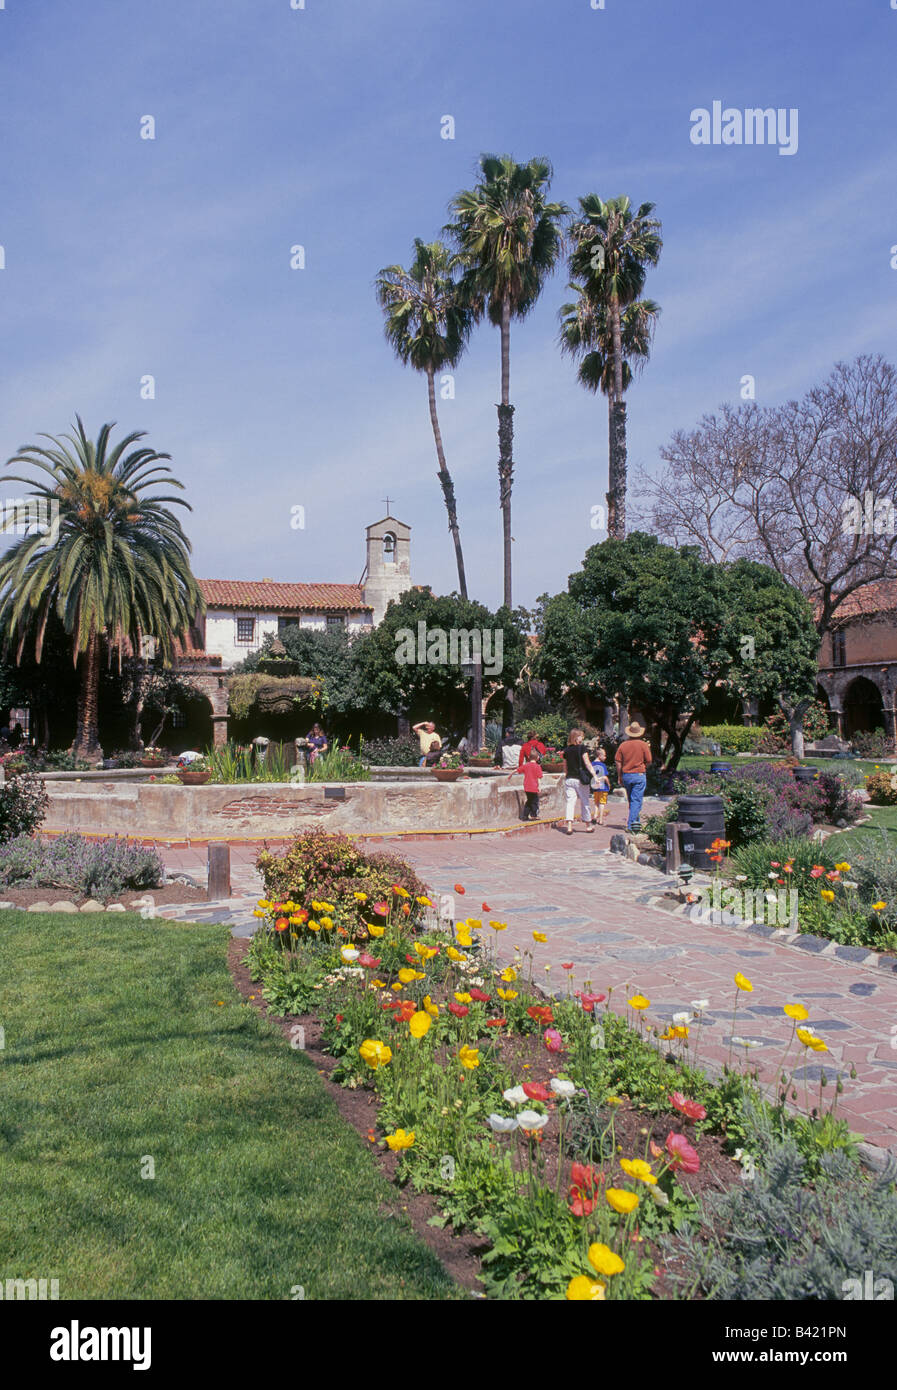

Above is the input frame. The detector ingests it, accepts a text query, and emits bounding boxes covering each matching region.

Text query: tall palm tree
[559,287,661,529]
[375,239,472,597]
[446,154,568,608]
[0,418,203,759]
[567,195,662,538]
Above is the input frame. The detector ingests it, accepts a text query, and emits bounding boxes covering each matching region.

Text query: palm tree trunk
[607,295,627,540]
[497,296,514,609]
[73,630,103,760]
[427,369,468,599]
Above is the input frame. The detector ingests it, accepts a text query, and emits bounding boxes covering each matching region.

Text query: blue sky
[1,0,896,613]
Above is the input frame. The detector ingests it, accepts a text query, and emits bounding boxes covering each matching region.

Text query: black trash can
[709,761,732,775]
[677,793,726,871]
[793,766,818,785]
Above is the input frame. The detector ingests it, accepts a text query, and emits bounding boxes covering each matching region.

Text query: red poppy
[469,988,491,1003]
[561,962,574,971]
[447,1001,469,1018]
[357,953,381,969]
[372,901,389,915]
[576,991,605,1013]
[381,1000,401,1011]
[401,903,411,915]
[335,1014,344,1023]
[405,953,418,964]
[397,1000,416,1022]
[568,1188,595,1218]
[666,1131,700,1174]
[527,1004,554,1026]
[485,1018,507,1028]
[570,1162,601,1192]
[522,1081,552,1102]
[481,902,491,912]
[669,1092,707,1122]
[454,884,466,894]
[275,917,289,932]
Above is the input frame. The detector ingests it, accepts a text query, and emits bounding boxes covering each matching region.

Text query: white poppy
[340,947,360,963]
[691,999,709,1011]
[502,1085,528,1106]
[550,1078,576,1098]
[672,1011,692,1026]
[486,1114,518,1134]
[517,1110,549,1132]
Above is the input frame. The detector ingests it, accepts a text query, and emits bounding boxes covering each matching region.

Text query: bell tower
[362,513,411,625]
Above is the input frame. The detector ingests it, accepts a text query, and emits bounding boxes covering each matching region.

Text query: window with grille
[832,629,846,667]
[236,617,255,644]
[326,614,346,631]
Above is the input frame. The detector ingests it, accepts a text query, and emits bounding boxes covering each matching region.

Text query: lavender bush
[0,833,164,901]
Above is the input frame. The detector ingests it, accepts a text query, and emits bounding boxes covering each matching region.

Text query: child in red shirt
[521,748,543,820]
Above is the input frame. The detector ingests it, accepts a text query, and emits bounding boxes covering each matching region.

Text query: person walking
[562,729,597,835]
[615,721,652,832]
[591,745,611,825]
[413,720,442,767]
[520,746,543,820]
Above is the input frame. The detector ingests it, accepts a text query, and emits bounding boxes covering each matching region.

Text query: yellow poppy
[500,967,517,982]
[454,992,472,1004]
[385,1128,415,1151]
[423,995,439,1018]
[566,1276,606,1301]
[605,1188,639,1215]
[446,946,466,962]
[358,1039,392,1070]
[820,890,835,903]
[588,1243,625,1276]
[734,972,753,992]
[409,1011,431,1039]
[497,987,518,1001]
[783,1002,808,1021]
[458,1044,480,1070]
[533,931,547,943]
[629,994,650,1011]
[367,922,385,937]
[619,1158,657,1186]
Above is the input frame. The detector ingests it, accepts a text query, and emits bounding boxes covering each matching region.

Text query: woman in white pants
[562,729,597,835]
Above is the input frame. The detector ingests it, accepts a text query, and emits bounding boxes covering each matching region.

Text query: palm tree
[446,154,568,608]
[559,287,661,529]
[0,417,203,759]
[375,239,472,597]
[567,195,662,538]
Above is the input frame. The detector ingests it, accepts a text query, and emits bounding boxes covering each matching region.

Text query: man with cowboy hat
[615,719,652,833]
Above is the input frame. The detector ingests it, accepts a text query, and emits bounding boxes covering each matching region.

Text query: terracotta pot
[431,768,463,783]
[176,769,211,785]
[141,757,166,769]
[542,760,565,773]
[467,756,493,767]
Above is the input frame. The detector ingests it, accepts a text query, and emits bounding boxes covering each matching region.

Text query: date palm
[567,195,662,538]
[376,239,472,597]
[0,417,202,759]
[559,287,661,529]
[446,154,568,607]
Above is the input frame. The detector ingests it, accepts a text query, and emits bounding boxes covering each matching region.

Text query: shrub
[307,746,370,782]
[846,828,897,914]
[671,763,860,846]
[698,724,766,755]
[524,713,574,748]
[360,736,420,767]
[670,1142,897,1300]
[256,830,428,931]
[815,769,864,822]
[0,832,164,900]
[0,774,49,843]
[865,770,897,806]
[852,728,893,758]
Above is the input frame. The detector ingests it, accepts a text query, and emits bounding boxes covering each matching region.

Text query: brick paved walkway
[154,809,897,1155]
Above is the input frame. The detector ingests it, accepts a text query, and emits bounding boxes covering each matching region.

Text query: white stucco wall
[204,609,372,664]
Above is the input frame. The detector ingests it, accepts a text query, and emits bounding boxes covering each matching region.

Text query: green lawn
[0,911,456,1300]
[674,754,882,778]
[819,805,897,858]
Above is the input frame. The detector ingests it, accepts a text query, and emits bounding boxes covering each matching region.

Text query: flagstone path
[153,809,897,1157]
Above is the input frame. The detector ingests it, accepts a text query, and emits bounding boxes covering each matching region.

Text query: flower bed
[239,840,892,1300]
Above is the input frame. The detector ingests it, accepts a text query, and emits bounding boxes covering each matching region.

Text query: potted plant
[432,751,464,782]
[467,746,494,768]
[140,746,168,769]
[542,745,566,773]
[176,756,211,785]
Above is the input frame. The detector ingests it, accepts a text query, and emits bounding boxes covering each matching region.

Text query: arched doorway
[842,676,884,737]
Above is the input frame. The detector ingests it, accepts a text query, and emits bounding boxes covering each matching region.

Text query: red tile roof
[199,580,371,612]
[828,580,897,622]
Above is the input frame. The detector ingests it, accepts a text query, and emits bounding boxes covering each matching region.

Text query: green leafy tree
[536,535,817,769]
[376,240,473,597]
[566,196,662,539]
[358,587,528,733]
[0,418,202,759]
[237,626,372,715]
[446,154,568,607]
